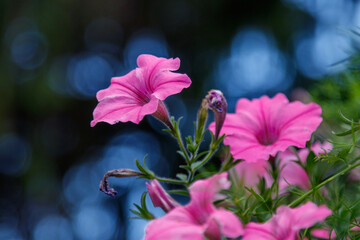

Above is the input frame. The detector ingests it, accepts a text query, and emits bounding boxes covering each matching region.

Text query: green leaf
[191,161,202,169]
[176,173,188,181]
[339,110,355,124]
[179,165,191,171]
[177,150,187,160]
[168,189,189,196]
[136,159,147,174]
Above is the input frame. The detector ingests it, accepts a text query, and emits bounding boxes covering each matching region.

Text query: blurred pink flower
[144,173,243,240]
[311,228,336,239]
[91,54,191,127]
[243,202,332,240]
[210,93,322,162]
[146,180,180,213]
[278,142,332,193]
[232,160,273,188]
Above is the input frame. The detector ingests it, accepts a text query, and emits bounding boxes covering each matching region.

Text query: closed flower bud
[206,90,227,140]
[146,180,180,212]
[195,99,209,143]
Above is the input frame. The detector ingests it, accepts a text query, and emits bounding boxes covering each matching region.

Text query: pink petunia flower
[243,202,332,240]
[210,93,322,162]
[91,54,191,128]
[278,142,332,193]
[146,180,180,213]
[144,173,243,240]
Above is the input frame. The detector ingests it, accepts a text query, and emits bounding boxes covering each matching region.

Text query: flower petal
[290,202,332,231]
[279,160,310,191]
[136,54,191,100]
[96,70,149,103]
[243,222,277,240]
[234,160,272,187]
[91,95,158,126]
[277,102,322,149]
[145,215,204,240]
[205,209,244,239]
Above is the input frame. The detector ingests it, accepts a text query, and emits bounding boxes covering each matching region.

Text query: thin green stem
[193,147,217,172]
[154,176,187,185]
[173,129,191,165]
[187,144,219,184]
[289,161,360,207]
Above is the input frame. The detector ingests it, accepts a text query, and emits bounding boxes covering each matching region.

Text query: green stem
[193,147,217,172]
[155,176,187,185]
[173,129,191,165]
[289,161,360,207]
[187,144,219,184]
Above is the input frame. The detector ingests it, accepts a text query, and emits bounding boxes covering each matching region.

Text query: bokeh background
[1,0,360,239]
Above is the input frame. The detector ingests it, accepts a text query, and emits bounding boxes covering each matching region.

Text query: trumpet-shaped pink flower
[210,93,322,162]
[91,54,191,127]
[144,173,243,240]
[278,142,332,193]
[243,202,332,240]
[146,180,180,213]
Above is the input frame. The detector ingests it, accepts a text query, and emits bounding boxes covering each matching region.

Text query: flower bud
[146,180,180,212]
[99,169,145,197]
[206,90,227,140]
[195,99,209,143]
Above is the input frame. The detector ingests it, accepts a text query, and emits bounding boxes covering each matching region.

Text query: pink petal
[243,222,277,240]
[311,228,336,239]
[186,173,230,224]
[290,202,332,230]
[234,160,272,187]
[279,161,310,191]
[243,202,331,240]
[151,71,192,100]
[136,54,191,101]
[205,209,243,239]
[91,95,159,126]
[189,172,230,203]
[96,70,149,102]
[145,217,204,240]
[276,102,322,149]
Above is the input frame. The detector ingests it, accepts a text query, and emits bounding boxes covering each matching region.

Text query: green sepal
[129,192,155,220]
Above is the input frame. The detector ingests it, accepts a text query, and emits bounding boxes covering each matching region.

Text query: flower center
[256,128,279,146]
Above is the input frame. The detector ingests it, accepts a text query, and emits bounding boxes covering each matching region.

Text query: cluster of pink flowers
[91,55,333,240]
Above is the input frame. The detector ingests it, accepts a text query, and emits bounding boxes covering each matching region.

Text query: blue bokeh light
[283,0,354,26]
[72,203,117,240]
[214,28,294,98]
[63,162,102,205]
[0,224,23,240]
[66,53,115,98]
[10,31,48,70]
[124,30,168,69]
[126,186,165,240]
[32,215,73,240]
[294,25,353,78]
[63,131,167,205]
[0,133,31,176]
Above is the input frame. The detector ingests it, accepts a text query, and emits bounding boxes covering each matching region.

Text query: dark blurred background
[1,0,360,239]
